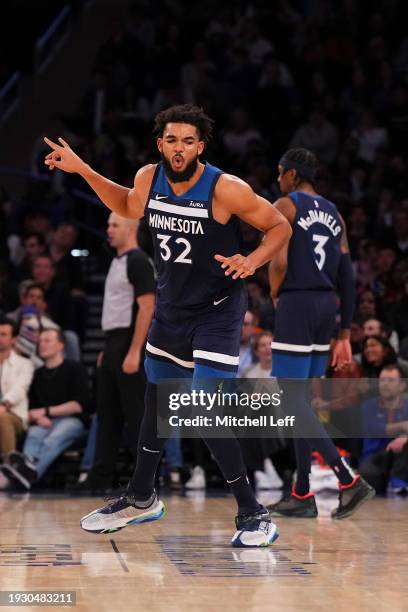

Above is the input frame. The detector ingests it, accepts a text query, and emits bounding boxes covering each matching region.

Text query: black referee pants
[92,329,146,484]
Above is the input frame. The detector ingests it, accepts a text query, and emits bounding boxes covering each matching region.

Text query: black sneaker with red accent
[267,488,318,518]
[331,476,375,520]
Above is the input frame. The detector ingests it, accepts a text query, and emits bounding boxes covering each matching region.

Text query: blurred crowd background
[1,0,408,495]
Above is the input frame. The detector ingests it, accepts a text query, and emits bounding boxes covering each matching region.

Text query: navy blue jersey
[145,162,244,309]
[280,191,342,292]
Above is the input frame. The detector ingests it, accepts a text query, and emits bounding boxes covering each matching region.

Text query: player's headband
[279,156,317,181]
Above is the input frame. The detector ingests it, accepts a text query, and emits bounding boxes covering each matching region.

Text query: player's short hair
[279,147,319,183]
[153,104,214,143]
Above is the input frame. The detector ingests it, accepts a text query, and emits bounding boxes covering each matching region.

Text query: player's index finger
[44,136,61,151]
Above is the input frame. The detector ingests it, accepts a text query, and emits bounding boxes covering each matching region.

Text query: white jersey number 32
[157,234,192,264]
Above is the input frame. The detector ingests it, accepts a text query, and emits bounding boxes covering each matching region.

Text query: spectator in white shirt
[0,318,34,460]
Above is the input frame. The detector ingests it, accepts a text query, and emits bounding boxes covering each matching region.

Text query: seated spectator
[361,335,408,378]
[362,318,399,353]
[0,318,33,488]
[238,310,257,375]
[7,283,80,364]
[49,222,85,295]
[289,109,338,165]
[243,332,273,378]
[356,289,382,322]
[30,255,71,328]
[222,108,263,164]
[12,233,47,282]
[372,247,399,305]
[1,329,90,489]
[351,109,388,164]
[29,255,87,341]
[360,365,408,494]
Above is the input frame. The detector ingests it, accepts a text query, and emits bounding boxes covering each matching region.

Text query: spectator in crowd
[361,335,399,378]
[12,233,47,282]
[30,255,72,330]
[373,247,399,305]
[0,328,90,489]
[356,289,382,322]
[238,310,257,375]
[243,332,273,378]
[360,365,408,494]
[7,283,80,364]
[76,213,155,492]
[0,318,33,489]
[49,223,84,291]
[222,108,263,164]
[289,109,339,165]
[362,318,399,353]
[351,109,388,164]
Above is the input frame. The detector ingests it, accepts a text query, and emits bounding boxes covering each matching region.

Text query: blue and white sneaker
[231,507,279,548]
[80,489,166,534]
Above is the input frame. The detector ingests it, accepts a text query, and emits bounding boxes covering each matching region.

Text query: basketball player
[44,105,292,547]
[267,148,375,519]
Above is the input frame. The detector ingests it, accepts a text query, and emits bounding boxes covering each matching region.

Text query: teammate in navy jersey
[267,148,375,519]
[44,105,291,547]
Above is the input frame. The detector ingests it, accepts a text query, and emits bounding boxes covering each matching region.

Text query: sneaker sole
[81,501,167,534]
[231,527,280,548]
[331,487,376,520]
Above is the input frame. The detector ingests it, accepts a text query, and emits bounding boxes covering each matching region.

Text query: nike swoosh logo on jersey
[155,194,167,200]
[213,296,229,306]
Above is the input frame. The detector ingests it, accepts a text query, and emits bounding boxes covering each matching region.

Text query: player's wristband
[337,252,355,330]
[45,406,51,418]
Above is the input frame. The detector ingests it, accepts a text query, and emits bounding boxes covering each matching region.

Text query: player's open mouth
[173,155,184,169]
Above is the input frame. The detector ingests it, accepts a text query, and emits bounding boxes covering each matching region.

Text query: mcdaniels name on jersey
[297,207,341,237]
[149,212,204,235]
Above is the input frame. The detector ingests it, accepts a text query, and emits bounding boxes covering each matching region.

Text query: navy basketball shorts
[145,289,248,382]
[272,290,337,379]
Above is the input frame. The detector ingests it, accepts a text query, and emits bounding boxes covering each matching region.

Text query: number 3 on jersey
[312,234,329,270]
[157,234,192,264]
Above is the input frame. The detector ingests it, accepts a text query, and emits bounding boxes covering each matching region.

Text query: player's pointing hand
[43,137,87,174]
[214,254,256,280]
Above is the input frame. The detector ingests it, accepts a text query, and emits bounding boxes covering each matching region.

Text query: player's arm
[331,214,355,370]
[214,176,292,279]
[268,197,296,303]
[43,136,153,219]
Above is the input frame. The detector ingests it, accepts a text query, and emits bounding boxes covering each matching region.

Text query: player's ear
[157,138,163,153]
[198,141,205,155]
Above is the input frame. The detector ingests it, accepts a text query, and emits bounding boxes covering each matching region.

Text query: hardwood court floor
[0,490,407,612]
